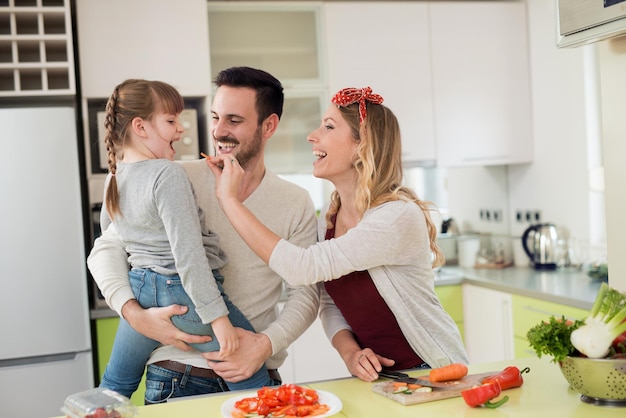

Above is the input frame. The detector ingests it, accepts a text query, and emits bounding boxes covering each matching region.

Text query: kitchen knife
[378,369,421,384]
[379,369,481,389]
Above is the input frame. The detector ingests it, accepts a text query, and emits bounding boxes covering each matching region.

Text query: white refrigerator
[0,106,94,417]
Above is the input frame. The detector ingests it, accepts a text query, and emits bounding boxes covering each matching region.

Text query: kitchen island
[53,357,624,418]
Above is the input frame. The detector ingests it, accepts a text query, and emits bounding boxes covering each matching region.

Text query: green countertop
[54,357,624,418]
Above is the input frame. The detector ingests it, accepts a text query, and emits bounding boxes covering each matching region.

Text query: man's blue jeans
[144,363,282,404]
[99,268,271,397]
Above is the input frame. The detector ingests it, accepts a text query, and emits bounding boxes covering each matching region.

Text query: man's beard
[214,126,263,169]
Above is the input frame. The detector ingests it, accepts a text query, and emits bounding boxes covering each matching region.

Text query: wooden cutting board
[372,371,497,405]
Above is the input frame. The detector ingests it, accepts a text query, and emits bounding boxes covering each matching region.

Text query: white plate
[221,388,342,418]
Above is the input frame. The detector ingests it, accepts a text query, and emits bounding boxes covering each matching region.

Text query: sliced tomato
[232,384,327,417]
[233,397,258,413]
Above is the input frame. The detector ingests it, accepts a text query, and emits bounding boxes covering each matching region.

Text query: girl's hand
[205,154,244,203]
[211,315,239,358]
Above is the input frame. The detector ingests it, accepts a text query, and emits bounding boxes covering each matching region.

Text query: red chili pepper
[461,381,510,408]
[482,366,530,390]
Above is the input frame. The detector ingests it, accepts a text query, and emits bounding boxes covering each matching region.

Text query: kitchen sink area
[433,266,464,284]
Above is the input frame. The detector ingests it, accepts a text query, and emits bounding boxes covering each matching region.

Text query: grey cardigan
[269,200,469,368]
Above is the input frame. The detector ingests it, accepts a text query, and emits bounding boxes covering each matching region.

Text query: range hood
[557,0,626,48]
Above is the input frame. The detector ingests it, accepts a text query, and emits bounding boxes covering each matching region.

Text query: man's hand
[121,300,212,351]
[202,328,272,382]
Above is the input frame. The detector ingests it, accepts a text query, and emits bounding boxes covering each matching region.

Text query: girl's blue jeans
[99,268,271,397]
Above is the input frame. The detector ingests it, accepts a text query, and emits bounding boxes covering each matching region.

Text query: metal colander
[559,356,626,406]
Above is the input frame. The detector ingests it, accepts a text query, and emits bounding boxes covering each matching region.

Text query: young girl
[99,79,271,397]
[208,87,468,382]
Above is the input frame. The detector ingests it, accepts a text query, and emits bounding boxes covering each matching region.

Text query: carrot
[393,382,422,390]
[429,363,469,382]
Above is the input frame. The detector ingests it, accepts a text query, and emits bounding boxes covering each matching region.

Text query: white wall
[444,0,602,264]
[509,0,591,243]
[597,37,626,292]
[446,165,509,235]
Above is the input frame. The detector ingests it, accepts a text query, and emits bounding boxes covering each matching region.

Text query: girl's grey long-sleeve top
[268,200,469,368]
[101,159,229,325]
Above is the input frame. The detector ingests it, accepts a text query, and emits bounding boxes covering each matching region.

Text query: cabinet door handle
[462,155,510,163]
[502,298,513,360]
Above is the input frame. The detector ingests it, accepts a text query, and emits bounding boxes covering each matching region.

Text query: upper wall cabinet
[430,1,533,167]
[207,2,324,89]
[75,0,211,98]
[0,0,75,97]
[324,1,533,167]
[207,2,326,174]
[324,2,437,163]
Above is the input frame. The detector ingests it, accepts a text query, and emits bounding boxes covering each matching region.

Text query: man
[88,67,319,401]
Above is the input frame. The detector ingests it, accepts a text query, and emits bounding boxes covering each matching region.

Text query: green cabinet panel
[512,295,588,358]
[514,336,537,359]
[435,285,464,341]
[95,317,146,406]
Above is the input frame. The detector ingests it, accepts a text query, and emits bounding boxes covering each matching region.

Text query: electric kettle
[522,223,559,270]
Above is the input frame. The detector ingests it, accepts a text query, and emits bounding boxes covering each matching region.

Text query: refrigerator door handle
[0,350,91,368]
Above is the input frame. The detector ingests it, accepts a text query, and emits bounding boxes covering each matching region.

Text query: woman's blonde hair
[103,79,184,220]
[325,100,444,267]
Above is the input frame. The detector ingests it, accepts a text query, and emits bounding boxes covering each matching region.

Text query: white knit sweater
[269,200,469,368]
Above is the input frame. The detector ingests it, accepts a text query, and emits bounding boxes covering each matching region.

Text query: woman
[207,87,468,382]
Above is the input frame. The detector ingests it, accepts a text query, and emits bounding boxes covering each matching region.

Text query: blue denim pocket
[145,364,224,404]
[160,276,202,324]
[129,269,150,307]
[144,372,175,404]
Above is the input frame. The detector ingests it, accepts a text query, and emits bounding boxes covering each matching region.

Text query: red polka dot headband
[331,87,384,124]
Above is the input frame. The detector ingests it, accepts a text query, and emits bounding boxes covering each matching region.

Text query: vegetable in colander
[570,283,626,359]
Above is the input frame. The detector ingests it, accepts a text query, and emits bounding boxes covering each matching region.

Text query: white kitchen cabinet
[207,2,324,89]
[206,2,326,174]
[0,0,75,96]
[462,284,514,364]
[324,2,436,163]
[74,0,211,98]
[278,305,350,384]
[429,1,533,167]
[265,91,325,174]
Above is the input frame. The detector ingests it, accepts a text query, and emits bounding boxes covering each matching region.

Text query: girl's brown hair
[325,101,445,267]
[103,79,184,219]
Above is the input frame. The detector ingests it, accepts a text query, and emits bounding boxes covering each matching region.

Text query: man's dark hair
[214,66,284,124]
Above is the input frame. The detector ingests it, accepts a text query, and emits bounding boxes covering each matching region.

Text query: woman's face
[307,104,359,183]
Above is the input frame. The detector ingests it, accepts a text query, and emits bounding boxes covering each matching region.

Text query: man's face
[210,85,263,169]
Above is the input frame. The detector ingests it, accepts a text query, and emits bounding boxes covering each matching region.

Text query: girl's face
[307,104,359,183]
[142,111,184,160]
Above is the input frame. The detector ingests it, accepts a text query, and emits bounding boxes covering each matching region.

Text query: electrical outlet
[516,210,523,222]
[534,211,541,222]
[494,209,502,222]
